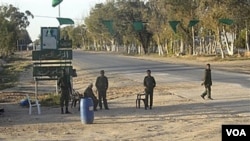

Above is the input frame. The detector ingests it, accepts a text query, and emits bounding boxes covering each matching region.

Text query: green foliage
[65,0,250,56]
[0,4,33,57]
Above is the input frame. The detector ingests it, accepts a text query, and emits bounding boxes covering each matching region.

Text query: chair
[136,93,146,108]
[26,94,41,115]
[71,89,83,108]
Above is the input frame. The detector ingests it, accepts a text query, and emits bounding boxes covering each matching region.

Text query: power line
[34,15,83,21]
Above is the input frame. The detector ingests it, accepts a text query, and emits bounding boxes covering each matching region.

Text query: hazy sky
[0,0,105,41]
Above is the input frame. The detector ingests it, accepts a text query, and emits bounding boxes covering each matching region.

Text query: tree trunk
[246,25,249,51]
[192,26,195,55]
[157,34,164,56]
[217,26,225,59]
[222,26,234,56]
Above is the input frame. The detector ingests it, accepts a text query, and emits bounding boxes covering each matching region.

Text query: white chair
[26,94,41,115]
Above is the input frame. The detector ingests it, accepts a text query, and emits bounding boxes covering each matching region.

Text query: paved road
[73,51,250,117]
[73,50,250,88]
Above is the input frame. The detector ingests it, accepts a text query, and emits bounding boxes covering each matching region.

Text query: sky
[0,0,106,41]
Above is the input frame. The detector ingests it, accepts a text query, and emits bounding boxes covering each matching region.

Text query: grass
[0,52,32,90]
[39,93,61,107]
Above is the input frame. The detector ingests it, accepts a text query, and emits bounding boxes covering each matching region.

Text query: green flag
[219,18,234,25]
[56,18,74,25]
[133,21,144,31]
[52,0,63,7]
[188,20,199,27]
[102,20,114,34]
[169,21,180,33]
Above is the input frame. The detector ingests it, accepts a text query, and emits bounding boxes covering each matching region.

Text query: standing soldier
[201,63,213,100]
[143,69,156,110]
[58,69,72,114]
[95,70,109,110]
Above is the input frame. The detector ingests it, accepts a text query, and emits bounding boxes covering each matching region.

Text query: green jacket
[144,75,156,89]
[58,75,72,91]
[203,69,212,86]
[95,76,108,91]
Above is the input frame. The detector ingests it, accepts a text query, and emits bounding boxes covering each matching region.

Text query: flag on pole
[188,20,199,27]
[56,17,74,25]
[102,20,114,34]
[169,21,180,33]
[219,18,234,25]
[52,0,63,7]
[133,21,144,31]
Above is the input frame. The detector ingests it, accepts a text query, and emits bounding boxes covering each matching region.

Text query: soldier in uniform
[143,69,156,110]
[201,63,213,100]
[95,70,109,110]
[57,69,72,114]
[83,83,98,111]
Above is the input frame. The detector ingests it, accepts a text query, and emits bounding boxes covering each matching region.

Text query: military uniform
[95,70,109,110]
[84,85,98,111]
[58,70,72,114]
[201,64,212,99]
[143,70,156,110]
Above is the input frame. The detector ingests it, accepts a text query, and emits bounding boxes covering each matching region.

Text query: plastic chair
[136,93,146,108]
[26,94,41,115]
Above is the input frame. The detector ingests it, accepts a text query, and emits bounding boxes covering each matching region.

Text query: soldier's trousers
[145,88,154,108]
[60,89,70,108]
[201,85,211,98]
[98,90,108,109]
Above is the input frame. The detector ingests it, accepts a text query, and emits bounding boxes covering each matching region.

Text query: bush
[40,94,60,107]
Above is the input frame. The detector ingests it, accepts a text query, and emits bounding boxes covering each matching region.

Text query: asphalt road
[73,50,250,88]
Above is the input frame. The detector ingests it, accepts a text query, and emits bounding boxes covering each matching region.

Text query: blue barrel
[80,98,94,124]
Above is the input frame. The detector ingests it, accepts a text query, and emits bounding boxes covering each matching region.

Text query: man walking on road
[95,70,109,110]
[143,69,156,110]
[201,63,213,100]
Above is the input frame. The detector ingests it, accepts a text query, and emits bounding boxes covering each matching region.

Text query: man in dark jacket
[84,83,98,111]
[95,70,109,110]
[57,69,72,114]
[201,63,213,100]
[143,69,156,110]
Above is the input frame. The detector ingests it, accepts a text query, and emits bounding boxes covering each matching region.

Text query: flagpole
[58,4,61,17]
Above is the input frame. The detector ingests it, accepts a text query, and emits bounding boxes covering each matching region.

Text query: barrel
[80,98,94,124]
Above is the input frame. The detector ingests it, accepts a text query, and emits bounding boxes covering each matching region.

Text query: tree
[0,4,33,57]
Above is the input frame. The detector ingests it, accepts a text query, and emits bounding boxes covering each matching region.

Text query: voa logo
[226,129,246,136]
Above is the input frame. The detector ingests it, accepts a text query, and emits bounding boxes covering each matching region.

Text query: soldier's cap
[100,70,104,73]
[147,69,151,73]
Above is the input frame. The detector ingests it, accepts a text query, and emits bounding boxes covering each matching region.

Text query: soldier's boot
[65,107,71,114]
[61,108,64,114]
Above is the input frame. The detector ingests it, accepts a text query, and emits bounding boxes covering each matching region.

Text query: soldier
[95,70,109,110]
[143,69,156,110]
[83,83,98,111]
[57,69,72,114]
[201,63,213,100]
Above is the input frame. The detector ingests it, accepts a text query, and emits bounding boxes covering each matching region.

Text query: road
[73,50,250,88]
